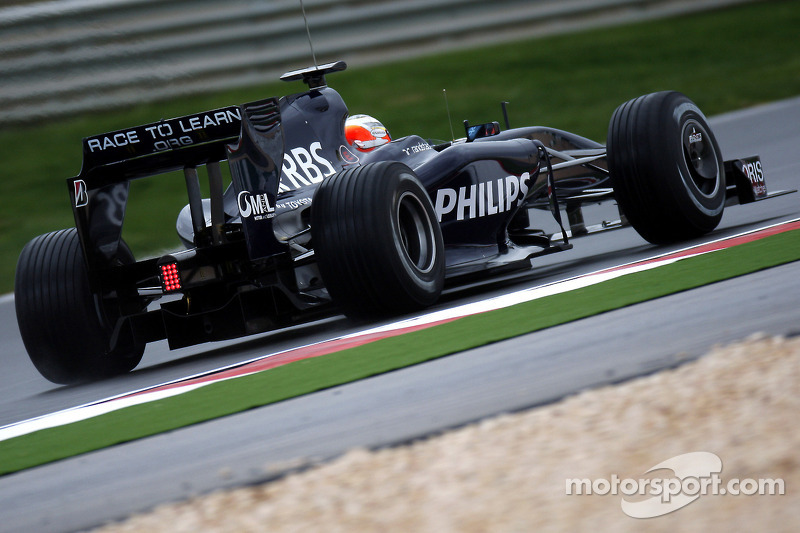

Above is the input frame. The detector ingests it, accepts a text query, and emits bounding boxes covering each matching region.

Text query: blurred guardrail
[0,0,757,125]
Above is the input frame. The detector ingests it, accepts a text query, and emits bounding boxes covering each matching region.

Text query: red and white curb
[1,219,798,442]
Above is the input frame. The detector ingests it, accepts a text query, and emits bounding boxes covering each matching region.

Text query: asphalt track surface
[0,97,798,532]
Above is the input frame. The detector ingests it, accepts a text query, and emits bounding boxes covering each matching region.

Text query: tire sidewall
[386,169,444,302]
[667,98,725,217]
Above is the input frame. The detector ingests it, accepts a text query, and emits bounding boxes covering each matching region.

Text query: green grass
[0,0,799,291]
[0,228,798,476]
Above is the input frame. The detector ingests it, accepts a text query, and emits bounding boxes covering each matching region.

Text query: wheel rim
[681,120,720,198]
[396,190,437,274]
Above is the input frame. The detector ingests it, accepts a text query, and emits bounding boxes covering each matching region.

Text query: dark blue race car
[15,61,779,384]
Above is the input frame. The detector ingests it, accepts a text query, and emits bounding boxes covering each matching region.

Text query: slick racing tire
[607,91,726,244]
[15,228,145,384]
[311,162,445,318]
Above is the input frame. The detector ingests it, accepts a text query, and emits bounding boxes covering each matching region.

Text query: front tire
[15,229,144,384]
[311,162,445,318]
[607,91,726,244]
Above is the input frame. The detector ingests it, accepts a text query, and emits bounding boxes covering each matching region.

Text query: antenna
[443,89,455,141]
[501,101,511,129]
[299,0,318,68]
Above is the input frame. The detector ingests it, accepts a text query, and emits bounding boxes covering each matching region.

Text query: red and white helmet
[345,114,391,152]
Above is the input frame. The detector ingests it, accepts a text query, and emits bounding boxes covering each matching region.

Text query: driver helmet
[345,114,391,152]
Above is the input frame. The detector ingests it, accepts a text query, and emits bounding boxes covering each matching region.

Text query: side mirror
[464,121,501,142]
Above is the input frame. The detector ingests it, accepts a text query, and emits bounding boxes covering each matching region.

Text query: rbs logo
[279,142,336,192]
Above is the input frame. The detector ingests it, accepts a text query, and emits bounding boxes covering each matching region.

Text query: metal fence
[0,0,757,124]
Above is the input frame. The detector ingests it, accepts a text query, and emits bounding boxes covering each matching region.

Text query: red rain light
[160,262,182,292]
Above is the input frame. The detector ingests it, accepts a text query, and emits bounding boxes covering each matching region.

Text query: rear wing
[66,103,275,276]
[73,105,242,186]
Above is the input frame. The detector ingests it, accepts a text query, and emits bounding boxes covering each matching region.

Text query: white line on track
[0,218,797,443]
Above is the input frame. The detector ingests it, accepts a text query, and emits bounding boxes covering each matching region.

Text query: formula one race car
[15,61,779,384]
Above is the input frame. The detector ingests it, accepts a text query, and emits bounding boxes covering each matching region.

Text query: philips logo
[434,173,531,222]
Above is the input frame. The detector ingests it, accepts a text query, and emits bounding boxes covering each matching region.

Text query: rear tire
[15,229,144,384]
[607,91,726,244]
[311,162,445,318]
